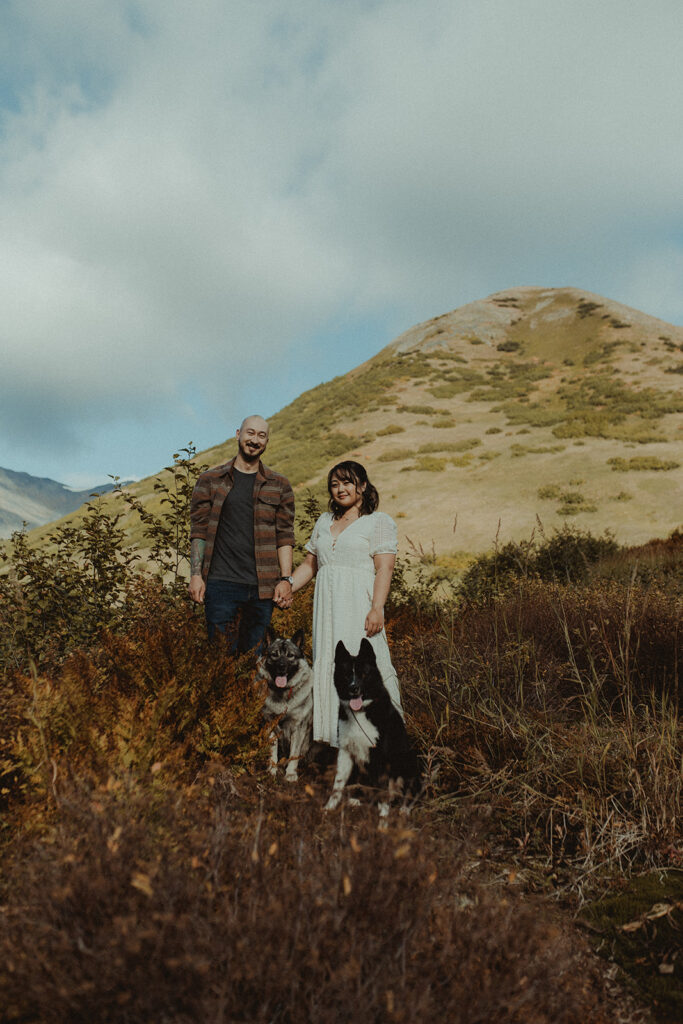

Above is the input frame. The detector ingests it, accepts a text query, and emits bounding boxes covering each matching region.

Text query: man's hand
[273,580,293,609]
[365,607,384,637]
[189,574,206,603]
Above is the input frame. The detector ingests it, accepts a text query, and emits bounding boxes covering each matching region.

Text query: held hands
[273,581,293,609]
[364,607,384,637]
[188,575,206,604]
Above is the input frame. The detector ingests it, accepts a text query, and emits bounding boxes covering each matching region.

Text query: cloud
[1,0,682,480]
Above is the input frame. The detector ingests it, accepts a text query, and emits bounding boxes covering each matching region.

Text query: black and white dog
[325,638,420,815]
[258,627,313,782]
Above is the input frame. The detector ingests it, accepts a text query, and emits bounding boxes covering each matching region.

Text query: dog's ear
[334,640,351,663]
[291,628,305,653]
[265,625,278,646]
[358,637,376,663]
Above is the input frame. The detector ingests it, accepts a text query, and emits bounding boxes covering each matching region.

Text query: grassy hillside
[24,287,683,558]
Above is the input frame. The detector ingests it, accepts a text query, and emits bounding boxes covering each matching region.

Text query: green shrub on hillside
[503,400,564,428]
[397,404,438,415]
[418,439,480,454]
[378,447,414,463]
[511,443,565,457]
[608,456,680,472]
[458,526,619,603]
[414,456,448,472]
[537,485,598,516]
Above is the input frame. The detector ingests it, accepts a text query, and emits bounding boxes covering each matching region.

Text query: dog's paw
[347,797,361,807]
[268,763,278,777]
[284,770,299,783]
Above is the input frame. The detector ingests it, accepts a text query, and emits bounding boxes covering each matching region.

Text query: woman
[288,460,403,746]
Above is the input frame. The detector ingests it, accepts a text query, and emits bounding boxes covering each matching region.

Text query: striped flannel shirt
[189,457,295,599]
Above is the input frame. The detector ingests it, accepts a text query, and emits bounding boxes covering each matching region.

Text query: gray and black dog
[258,627,313,782]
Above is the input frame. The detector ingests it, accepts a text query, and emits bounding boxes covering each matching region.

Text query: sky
[1,0,682,488]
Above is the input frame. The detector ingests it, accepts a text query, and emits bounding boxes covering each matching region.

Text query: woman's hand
[273,581,293,608]
[365,607,384,637]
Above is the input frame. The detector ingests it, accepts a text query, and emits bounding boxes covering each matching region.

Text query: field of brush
[1,461,681,1023]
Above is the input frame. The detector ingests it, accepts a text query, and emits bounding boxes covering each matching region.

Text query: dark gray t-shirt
[208,469,258,584]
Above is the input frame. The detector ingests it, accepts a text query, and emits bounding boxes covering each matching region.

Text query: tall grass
[1,463,681,1021]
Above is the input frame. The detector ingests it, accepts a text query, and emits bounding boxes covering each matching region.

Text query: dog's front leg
[284,723,308,782]
[324,749,354,810]
[268,731,279,776]
[285,732,301,782]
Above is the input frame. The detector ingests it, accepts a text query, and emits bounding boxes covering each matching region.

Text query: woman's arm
[365,552,395,637]
[291,552,318,593]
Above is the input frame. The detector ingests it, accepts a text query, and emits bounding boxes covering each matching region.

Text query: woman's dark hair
[327,461,379,519]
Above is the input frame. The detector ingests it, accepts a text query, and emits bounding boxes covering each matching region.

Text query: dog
[258,627,313,782]
[325,638,420,816]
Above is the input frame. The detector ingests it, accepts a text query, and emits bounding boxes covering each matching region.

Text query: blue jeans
[204,578,273,654]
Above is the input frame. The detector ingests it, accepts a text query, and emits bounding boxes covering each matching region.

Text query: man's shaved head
[239,414,269,436]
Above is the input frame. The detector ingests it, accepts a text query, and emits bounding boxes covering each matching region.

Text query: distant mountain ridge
[0,467,121,538]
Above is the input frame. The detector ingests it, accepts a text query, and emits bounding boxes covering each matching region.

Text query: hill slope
[24,287,683,556]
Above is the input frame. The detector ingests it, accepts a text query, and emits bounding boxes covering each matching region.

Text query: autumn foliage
[0,457,680,1021]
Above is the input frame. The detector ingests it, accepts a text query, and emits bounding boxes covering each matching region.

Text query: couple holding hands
[188,415,403,746]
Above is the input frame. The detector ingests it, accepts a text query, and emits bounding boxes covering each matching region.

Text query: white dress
[305,510,403,746]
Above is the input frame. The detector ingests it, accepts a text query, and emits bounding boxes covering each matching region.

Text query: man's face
[236,417,269,462]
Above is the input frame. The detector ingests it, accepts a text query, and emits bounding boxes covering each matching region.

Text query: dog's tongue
[275,675,288,689]
[349,697,363,712]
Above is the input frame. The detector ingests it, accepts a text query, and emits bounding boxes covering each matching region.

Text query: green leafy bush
[458,526,619,603]
[608,456,680,472]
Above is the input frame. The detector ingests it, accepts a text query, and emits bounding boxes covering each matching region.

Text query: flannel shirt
[190,457,295,599]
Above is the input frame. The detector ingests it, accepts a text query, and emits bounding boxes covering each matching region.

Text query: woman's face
[330,474,364,511]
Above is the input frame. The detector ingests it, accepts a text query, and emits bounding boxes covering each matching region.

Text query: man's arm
[189,538,206,603]
[273,544,293,608]
[188,472,211,603]
[272,477,296,609]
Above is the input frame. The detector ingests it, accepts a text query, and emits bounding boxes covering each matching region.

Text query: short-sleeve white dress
[305,510,403,746]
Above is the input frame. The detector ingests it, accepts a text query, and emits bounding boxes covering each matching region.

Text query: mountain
[22,287,683,557]
[0,467,122,538]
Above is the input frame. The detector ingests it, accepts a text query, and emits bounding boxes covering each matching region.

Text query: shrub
[418,439,480,454]
[397,404,438,415]
[376,424,405,435]
[377,447,414,463]
[608,456,680,472]
[533,526,618,580]
[0,780,608,1024]
[458,527,619,603]
[414,456,447,472]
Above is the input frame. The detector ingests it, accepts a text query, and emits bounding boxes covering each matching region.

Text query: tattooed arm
[188,538,206,603]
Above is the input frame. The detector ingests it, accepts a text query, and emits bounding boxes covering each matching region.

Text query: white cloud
[1,0,682,480]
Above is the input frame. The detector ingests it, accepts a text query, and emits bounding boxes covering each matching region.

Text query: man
[188,415,295,653]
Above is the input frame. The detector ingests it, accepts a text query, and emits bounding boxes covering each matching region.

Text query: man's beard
[238,440,264,463]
